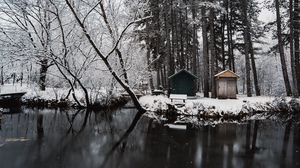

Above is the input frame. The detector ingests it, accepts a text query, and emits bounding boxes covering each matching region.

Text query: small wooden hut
[168,69,198,96]
[214,70,239,99]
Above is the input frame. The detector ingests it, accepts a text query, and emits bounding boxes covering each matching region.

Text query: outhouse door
[226,79,236,98]
[218,79,227,98]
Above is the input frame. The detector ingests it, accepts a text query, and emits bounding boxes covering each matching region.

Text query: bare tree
[99,1,129,84]
[0,0,53,90]
[64,0,147,112]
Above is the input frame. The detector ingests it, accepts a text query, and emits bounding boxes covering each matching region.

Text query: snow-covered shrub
[271,97,289,112]
[139,95,170,112]
[289,98,300,113]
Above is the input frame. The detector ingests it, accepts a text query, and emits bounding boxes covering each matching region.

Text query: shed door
[218,79,227,98]
[227,79,236,98]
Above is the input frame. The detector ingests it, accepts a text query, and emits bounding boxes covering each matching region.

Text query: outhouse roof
[214,70,239,79]
[168,69,198,79]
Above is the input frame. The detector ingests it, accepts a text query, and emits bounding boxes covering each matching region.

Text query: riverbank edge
[0,96,130,110]
[142,97,300,124]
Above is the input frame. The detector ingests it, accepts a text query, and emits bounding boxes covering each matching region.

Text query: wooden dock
[0,92,27,104]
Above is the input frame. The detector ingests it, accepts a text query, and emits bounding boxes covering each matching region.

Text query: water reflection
[0,107,299,168]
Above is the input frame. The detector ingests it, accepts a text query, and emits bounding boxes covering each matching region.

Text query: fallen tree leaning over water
[64,0,148,112]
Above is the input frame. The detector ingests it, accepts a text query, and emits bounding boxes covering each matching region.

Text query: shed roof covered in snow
[214,70,239,79]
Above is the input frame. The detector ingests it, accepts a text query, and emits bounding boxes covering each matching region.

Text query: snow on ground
[139,94,293,115]
[0,84,83,101]
[0,84,28,94]
[1,84,296,114]
[188,95,275,114]
[0,84,119,105]
[139,95,171,111]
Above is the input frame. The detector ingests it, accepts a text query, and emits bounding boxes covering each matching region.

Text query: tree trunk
[39,59,48,91]
[226,0,235,72]
[241,0,252,97]
[20,72,23,86]
[115,49,129,84]
[192,0,198,75]
[170,0,175,77]
[275,0,292,96]
[294,0,300,94]
[12,73,15,85]
[162,66,167,88]
[146,45,154,90]
[290,0,299,97]
[249,41,261,96]
[1,66,3,85]
[165,2,174,87]
[209,6,217,98]
[185,4,190,71]
[202,7,209,97]
[179,10,185,69]
[221,15,226,70]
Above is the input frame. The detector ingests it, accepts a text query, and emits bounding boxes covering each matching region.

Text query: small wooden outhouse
[169,69,198,96]
[215,70,239,99]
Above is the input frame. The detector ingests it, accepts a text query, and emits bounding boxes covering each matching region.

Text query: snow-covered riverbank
[139,95,300,122]
[0,84,126,108]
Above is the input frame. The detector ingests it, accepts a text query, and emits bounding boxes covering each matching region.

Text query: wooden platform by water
[0,92,27,104]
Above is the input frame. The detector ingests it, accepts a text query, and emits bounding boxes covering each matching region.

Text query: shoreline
[0,84,129,110]
[140,95,300,125]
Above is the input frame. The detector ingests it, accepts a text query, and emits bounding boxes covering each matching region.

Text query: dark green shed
[168,69,198,96]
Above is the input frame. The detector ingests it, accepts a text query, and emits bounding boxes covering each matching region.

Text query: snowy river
[0,107,299,168]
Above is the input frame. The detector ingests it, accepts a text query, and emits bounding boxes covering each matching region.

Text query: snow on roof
[168,69,198,79]
[214,69,239,78]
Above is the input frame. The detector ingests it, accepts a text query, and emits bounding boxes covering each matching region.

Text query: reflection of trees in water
[22,108,145,168]
[245,120,259,153]
[293,125,300,168]
[280,122,292,168]
[35,110,44,167]
[0,108,142,168]
[3,107,299,168]
[281,122,291,158]
[243,120,296,168]
[100,111,144,168]
[137,120,198,168]
[200,124,237,168]
[21,109,99,167]
[65,109,82,134]
[244,120,260,168]
[37,111,44,139]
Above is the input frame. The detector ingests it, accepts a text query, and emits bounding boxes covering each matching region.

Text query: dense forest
[0,0,299,102]
[133,0,300,98]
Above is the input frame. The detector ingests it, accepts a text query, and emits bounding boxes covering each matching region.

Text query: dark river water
[0,107,299,168]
